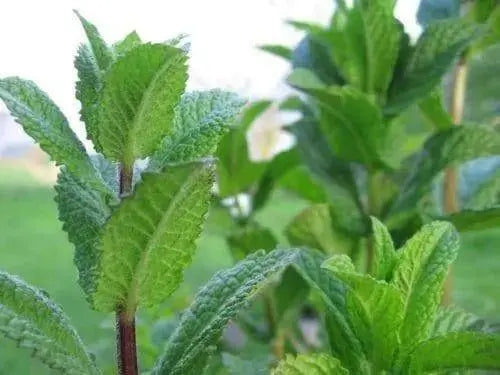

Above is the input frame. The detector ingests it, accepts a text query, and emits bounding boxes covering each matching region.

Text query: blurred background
[0,0,498,373]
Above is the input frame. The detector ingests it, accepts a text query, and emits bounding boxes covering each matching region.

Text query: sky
[0,0,421,152]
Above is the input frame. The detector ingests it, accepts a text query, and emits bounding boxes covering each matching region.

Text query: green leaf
[292,250,363,373]
[417,0,460,26]
[443,206,500,232]
[216,100,270,197]
[149,90,245,169]
[0,271,99,374]
[322,255,404,371]
[113,31,142,56]
[279,166,327,203]
[151,249,300,375]
[74,10,113,72]
[227,222,277,261]
[54,165,112,303]
[299,85,387,167]
[370,217,397,281]
[431,306,486,336]
[406,332,500,374]
[418,90,453,131]
[288,68,327,90]
[387,19,482,113]
[392,221,459,355]
[259,44,292,60]
[391,126,500,215]
[97,43,188,165]
[272,353,349,375]
[0,77,106,192]
[465,168,500,210]
[325,0,401,97]
[273,267,310,323]
[286,204,355,255]
[93,161,214,314]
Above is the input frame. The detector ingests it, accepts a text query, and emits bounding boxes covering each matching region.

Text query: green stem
[117,164,138,375]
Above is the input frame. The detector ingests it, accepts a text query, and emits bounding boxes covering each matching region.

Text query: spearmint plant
[0,12,300,375]
[273,218,500,374]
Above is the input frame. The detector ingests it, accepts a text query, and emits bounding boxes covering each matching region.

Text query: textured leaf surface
[406,332,500,374]
[272,353,349,375]
[149,90,244,169]
[443,206,500,232]
[113,31,142,56]
[392,221,459,355]
[322,255,404,371]
[0,272,99,375]
[431,306,486,337]
[152,249,300,375]
[286,204,355,255]
[292,250,363,373]
[370,217,397,281]
[387,19,481,113]
[0,77,106,191]
[93,161,214,313]
[54,166,111,303]
[392,126,500,215]
[98,43,187,164]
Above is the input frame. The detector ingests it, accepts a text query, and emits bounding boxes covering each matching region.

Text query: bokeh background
[0,0,498,373]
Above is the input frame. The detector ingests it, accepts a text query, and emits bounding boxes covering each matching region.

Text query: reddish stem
[116,312,138,375]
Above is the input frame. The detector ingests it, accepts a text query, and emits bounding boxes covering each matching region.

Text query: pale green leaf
[286,204,355,255]
[93,161,214,313]
[370,217,397,280]
[392,221,459,355]
[288,68,327,90]
[113,31,142,56]
[293,250,363,373]
[322,255,404,371]
[259,44,293,60]
[151,249,300,375]
[74,11,113,71]
[54,166,111,303]
[418,90,453,131]
[149,90,245,169]
[0,271,99,375]
[272,353,349,375]
[431,306,486,337]
[387,19,482,113]
[406,332,500,374]
[391,126,500,215]
[0,77,106,192]
[98,43,188,164]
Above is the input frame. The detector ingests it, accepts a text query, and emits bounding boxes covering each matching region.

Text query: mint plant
[0,12,299,375]
[273,218,500,374]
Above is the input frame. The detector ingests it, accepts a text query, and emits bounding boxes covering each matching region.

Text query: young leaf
[391,126,500,215]
[292,250,364,373]
[322,255,404,371]
[93,161,214,314]
[113,31,142,56]
[406,332,500,374]
[74,10,113,72]
[286,204,355,255]
[149,90,245,169]
[392,221,459,355]
[387,19,482,113]
[0,77,106,192]
[54,166,111,302]
[272,353,349,375]
[0,271,99,375]
[442,206,500,232]
[151,249,300,375]
[97,43,188,165]
[370,217,397,280]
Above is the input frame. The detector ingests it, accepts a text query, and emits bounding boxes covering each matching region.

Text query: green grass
[0,167,498,374]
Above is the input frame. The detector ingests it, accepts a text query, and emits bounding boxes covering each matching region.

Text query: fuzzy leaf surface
[0,272,99,375]
[54,166,112,304]
[272,353,349,375]
[152,249,300,375]
[370,217,397,280]
[98,43,187,164]
[392,221,459,355]
[93,161,214,313]
[0,77,105,191]
[406,332,500,374]
[149,90,244,169]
